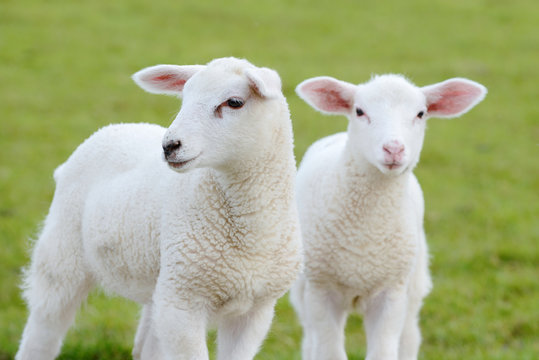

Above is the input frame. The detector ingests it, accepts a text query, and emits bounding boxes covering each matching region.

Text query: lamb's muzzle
[163,139,181,158]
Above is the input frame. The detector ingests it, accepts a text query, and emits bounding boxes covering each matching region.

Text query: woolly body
[290,74,487,360]
[296,132,425,296]
[17,58,302,360]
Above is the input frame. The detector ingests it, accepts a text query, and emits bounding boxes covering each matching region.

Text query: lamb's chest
[209,242,301,317]
[305,210,418,294]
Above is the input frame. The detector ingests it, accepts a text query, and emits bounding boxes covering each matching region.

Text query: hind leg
[16,223,94,360]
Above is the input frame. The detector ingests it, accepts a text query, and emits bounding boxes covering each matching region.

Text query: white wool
[291,74,486,360]
[16,57,302,360]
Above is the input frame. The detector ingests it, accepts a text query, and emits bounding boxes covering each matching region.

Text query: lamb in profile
[290,74,487,360]
[16,57,302,360]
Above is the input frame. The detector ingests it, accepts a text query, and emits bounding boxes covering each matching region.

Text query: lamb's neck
[212,126,296,219]
[337,146,410,202]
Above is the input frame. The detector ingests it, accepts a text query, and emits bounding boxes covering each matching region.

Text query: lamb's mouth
[384,162,403,170]
[167,154,200,169]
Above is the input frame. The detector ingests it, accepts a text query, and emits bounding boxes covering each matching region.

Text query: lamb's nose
[383,143,405,156]
[163,140,181,158]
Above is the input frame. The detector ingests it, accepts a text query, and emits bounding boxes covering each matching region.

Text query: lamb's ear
[132,64,206,96]
[422,78,487,118]
[245,67,282,99]
[295,76,356,115]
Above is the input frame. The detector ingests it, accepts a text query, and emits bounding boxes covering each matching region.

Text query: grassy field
[1,0,538,358]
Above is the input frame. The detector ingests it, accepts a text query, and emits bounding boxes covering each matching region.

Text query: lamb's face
[164,69,264,173]
[133,58,284,174]
[296,74,486,177]
[347,76,427,176]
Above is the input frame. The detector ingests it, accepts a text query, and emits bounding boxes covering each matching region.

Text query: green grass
[1,0,538,358]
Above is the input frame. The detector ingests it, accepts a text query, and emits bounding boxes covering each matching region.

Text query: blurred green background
[1,0,537,359]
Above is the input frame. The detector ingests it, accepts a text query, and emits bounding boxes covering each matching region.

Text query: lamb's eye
[356,108,365,117]
[227,98,245,109]
[417,111,425,119]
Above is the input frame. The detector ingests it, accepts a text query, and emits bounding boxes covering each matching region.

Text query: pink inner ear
[315,88,352,112]
[427,83,483,115]
[152,74,174,81]
[302,80,352,113]
[151,74,187,90]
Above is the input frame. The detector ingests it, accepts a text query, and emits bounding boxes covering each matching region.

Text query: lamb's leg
[399,241,431,360]
[139,325,163,360]
[363,286,408,360]
[302,282,348,360]
[16,225,93,360]
[289,276,314,360]
[397,297,422,360]
[152,301,209,360]
[399,293,431,360]
[136,302,167,360]
[216,299,276,360]
[133,303,153,360]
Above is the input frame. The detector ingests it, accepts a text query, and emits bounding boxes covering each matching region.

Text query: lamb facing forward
[290,74,487,360]
[16,57,302,360]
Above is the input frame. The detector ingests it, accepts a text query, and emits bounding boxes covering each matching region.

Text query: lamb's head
[133,57,285,173]
[296,74,487,175]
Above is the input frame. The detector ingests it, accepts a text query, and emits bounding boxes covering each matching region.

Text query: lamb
[16,57,302,360]
[290,74,487,360]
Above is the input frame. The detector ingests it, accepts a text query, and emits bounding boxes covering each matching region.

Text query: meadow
[1,0,538,358]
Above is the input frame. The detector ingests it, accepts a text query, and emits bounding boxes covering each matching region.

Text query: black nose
[163,140,181,158]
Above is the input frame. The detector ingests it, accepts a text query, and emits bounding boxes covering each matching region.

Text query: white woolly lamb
[290,74,487,360]
[16,57,302,360]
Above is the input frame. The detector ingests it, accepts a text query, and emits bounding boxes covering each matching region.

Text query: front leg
[135,302,167,360]
[151,278,210,360]
[216,300,276,360]
[363,286,408,360]
[302,281,348,360]
[151,302,209,360]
